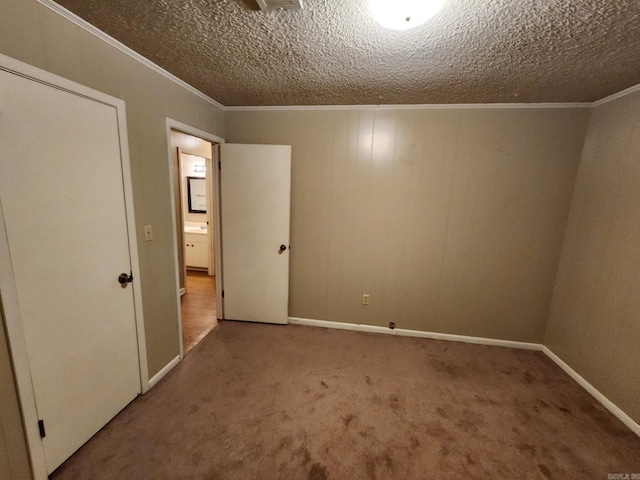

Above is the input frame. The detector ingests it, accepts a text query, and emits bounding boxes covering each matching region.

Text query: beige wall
[226,107,589,342]
[545,91,640,423]
[0,1,225,472]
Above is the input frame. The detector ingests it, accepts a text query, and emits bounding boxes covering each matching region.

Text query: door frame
[165,119,225,360]
[205,155,216,277]
[175,147,188,296]
[0,53,148,480]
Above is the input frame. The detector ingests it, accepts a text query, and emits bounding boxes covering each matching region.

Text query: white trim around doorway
[165,119,225,362]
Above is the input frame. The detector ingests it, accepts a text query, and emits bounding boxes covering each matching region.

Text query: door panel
[220,144,291,324]
[0,69,140,473]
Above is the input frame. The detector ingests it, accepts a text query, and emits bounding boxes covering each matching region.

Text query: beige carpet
[52,321,640,479]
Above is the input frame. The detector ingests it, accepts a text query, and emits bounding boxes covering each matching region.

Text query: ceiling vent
[256,0,303,11]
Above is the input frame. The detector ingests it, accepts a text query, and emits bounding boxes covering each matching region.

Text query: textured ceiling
[55,0,640,106]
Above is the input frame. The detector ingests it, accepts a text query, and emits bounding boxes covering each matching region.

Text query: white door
[220,144,291,324]
[0,68,141,473]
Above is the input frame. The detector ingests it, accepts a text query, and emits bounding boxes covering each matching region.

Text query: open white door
[0,60,143,474]
[220,144,291,324]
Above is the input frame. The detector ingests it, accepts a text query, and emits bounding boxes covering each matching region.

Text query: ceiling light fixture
[371,0,445,30]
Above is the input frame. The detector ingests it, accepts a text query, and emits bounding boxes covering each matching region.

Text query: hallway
[180,271,217,355]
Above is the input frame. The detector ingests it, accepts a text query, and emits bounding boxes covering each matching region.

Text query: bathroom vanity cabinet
[185,232,208,269]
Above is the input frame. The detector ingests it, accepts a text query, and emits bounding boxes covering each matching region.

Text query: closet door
[0,64,141,473]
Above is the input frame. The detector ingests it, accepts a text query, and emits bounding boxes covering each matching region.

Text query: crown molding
[225,102,592,112]
[593,83,640,107]
[35,0,226,111]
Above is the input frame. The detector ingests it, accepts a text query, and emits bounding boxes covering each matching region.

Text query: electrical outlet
[143,225,153,241]
[362,294,370,305]
[389,322,396,330]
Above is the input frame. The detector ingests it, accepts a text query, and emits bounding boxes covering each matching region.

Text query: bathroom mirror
[187,176,206,213]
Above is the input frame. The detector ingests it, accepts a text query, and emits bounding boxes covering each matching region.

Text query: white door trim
[205,156,215,277]
[0,53,148,480]
[165,119,225,361]
[0,201,47,480]
[176,147,189,299]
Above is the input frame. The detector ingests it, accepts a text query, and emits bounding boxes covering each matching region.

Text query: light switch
[144,225,153,241]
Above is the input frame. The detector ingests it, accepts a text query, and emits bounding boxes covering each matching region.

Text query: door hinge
[38,419,46,438]
[218,161,221,170]
[222,290,224,298]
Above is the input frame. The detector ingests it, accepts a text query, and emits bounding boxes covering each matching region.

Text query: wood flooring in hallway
[181,270,217,355]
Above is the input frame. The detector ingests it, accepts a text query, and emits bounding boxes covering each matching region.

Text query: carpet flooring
[51,322,640,479]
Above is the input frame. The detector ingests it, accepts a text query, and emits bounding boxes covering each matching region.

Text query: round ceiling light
[371,0,445,30]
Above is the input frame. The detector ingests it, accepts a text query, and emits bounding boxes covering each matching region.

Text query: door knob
[118,272,133,288]
[278,244,287,254]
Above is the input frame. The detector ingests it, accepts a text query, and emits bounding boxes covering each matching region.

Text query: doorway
[166,120,293,358]
[181,271,218,353]
[167,122,224,356]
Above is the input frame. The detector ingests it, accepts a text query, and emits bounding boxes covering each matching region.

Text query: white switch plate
[143,225,153,241]
[362,294,370,305]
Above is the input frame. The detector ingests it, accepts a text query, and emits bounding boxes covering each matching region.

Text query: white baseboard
[394,327,542,350]
[542,347,640,437]
[288,317,542,350]
[146,355,181,391]
[288,316,639,437]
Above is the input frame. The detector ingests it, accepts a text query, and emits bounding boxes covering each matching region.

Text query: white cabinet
[185,232,208,269]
